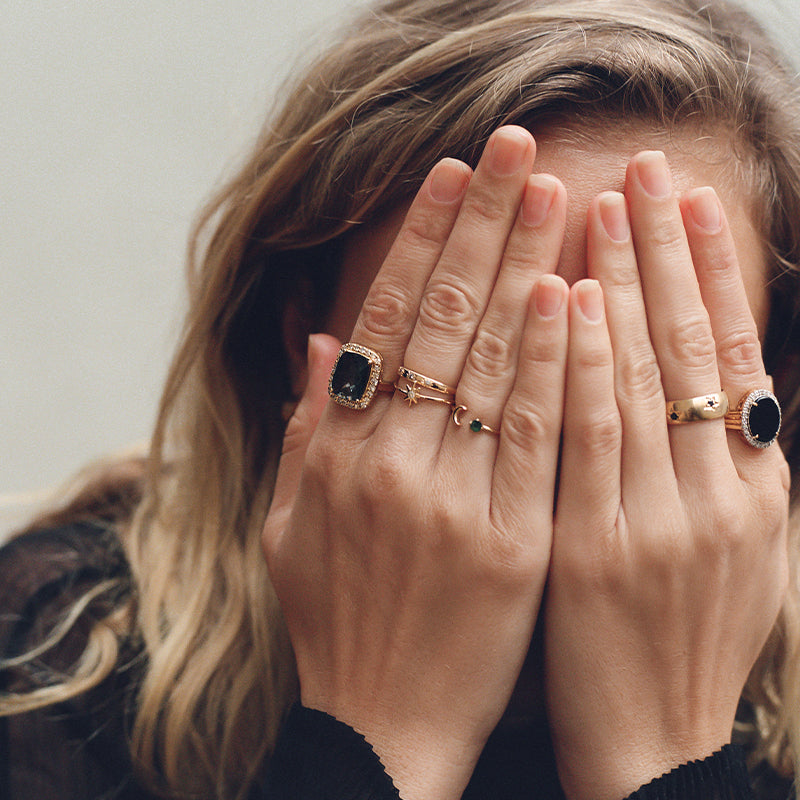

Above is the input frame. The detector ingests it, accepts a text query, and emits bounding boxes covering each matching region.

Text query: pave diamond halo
[328,343,387,409]
[725,388,781,448]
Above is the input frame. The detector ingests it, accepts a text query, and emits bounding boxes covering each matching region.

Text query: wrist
[555,733,733,800]
[301,693,486,800]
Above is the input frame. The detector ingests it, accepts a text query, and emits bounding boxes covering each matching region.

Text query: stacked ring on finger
[665,391,729,424]
[397,367,456,396]
[724,388,781,449]
[328,343,395,409]
[395,365,456,408]
[452,404,500,435]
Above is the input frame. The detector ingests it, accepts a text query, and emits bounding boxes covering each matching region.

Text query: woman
[1,0,799,798]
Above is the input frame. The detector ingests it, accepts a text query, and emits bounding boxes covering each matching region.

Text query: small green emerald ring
[452,404,499,435]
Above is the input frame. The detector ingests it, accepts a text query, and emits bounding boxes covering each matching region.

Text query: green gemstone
[469,419,483,433]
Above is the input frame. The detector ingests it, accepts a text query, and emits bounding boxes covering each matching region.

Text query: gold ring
[328,343,394,409]
[666,391,729,424]
[724,389,781,448]
[452,404,499,435]
[395,381,455,408]
[397,366,456,396]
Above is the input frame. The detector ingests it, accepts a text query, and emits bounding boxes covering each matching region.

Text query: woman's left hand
[544,151,790,800]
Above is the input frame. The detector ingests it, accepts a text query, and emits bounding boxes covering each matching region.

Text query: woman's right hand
[262,127,568,800]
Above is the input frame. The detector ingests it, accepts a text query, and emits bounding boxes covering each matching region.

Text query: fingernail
[635,151,671,199]
[487,126,531,176]
[522,174,557,227]
[687,187,722,233]
[535,274,566,318]
[429,158,470,203]
[598,192,630,242]
[575,280,604,322]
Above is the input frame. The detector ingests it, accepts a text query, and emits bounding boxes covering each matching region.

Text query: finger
[490,274,568,542]
[681,187,781,469]
[263,333,341,556]
[556,280,622,542]
[333,157,472,433]
[401,126,537,393]
[586,191,672,493]
[448,174,566,457]
[625,151,727,474]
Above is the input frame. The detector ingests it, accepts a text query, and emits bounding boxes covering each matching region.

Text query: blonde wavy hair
[3,0,800,797]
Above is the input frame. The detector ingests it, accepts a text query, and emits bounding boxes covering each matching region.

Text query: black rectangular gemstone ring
[328,343,395,410]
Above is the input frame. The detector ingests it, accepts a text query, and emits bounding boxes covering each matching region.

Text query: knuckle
[466,328,514,380]
[303,437,348,493]
[428,501,469,551]
[753,477,790,537]
[400,211,451,253]
[642,218,685,251]
[603,260,641,293]
[359,284,415,339]
[419,279,482,333]
[702,496,748,550]
[501,249,535,276]
[574,344,614,373]
[462,188,511,229]
[501,401,552,448]
[571,413,621,459]
[779,457,792,495]
[522,328,564,368]
[358,451,406,502]
[280,413,311,457]
[478,535,541,589]
[616,346,663,400]
[715,327,762,377]
[358,430,416,501]
[666,313,716,370]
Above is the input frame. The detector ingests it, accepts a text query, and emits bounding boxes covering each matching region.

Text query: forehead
[328,125,768,340]
[532,123,762,282]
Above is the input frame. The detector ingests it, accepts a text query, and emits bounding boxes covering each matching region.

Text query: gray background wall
[1,1,357,531]
[1,0,797,533]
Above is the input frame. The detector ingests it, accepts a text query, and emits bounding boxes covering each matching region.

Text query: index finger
[331,158,471,431]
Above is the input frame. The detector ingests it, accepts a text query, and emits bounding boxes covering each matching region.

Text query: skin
[263,125,790,800]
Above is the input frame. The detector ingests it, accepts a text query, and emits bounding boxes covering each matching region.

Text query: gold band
[395,381,455,407]
[452,404,500,435]
[397,366,456,396]
[666,391,729,424]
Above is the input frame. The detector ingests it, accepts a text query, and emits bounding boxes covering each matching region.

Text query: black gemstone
[747,396,781,443]
[330,351,371,401]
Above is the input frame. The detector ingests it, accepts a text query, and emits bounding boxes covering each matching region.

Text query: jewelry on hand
[724,389,781,448]
[452,404,500,435]
[666,391,729,424]
[328,343,394,409]
[395,381,456,408]
[397,366,456,396]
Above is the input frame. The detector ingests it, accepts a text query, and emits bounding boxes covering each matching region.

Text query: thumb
[263,333,340,553]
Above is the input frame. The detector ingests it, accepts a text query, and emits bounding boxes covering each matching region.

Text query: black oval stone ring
[724,389,782,448]
[328,343,395,409]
